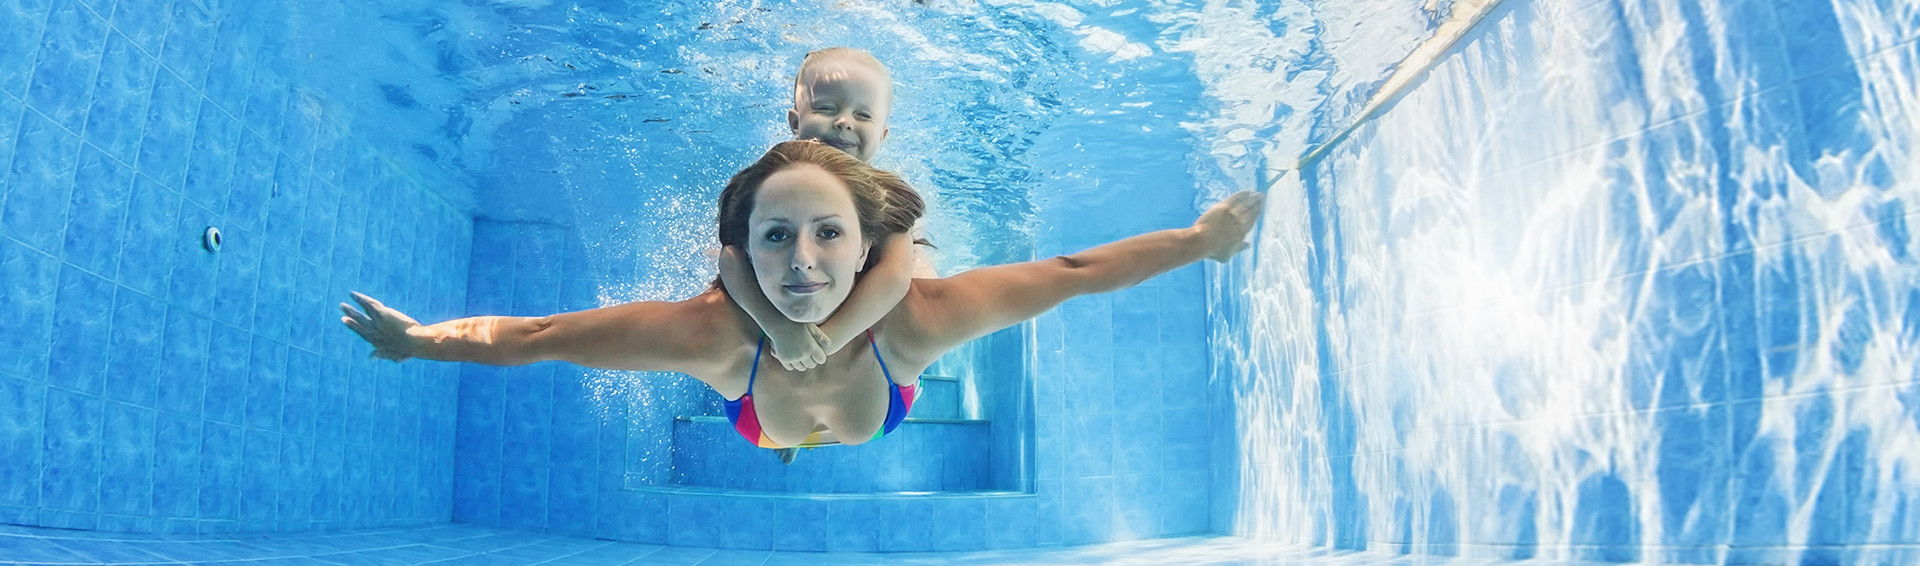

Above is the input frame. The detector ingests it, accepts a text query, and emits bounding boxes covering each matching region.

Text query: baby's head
[789,47,892,163]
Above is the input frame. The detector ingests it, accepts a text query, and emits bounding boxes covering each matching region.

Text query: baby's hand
[768,323,829,371]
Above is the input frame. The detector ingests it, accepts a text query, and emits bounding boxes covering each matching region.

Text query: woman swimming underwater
[341,140,1264,450]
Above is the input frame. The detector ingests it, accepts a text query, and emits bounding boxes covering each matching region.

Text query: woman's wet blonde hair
[714,140,925,287]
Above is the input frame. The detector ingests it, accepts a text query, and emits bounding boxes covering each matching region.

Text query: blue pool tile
[1065,412,1113,479]
[201,321,249,425]
[208,225,259,330]
[279,435,315,524]
[1570,472,1638,563]
[168,201,218,315]
[313,361,346,442]
[0,232,60,380]
[1064,475,1116,545]
[288,259,327,353]
[264,154,308,251]
[0,533,92,563]
[151,412,200,517]
[47,266,113,395]
[279,103,317,168]
[1163,468,1210,534]
[281,349,318,437]
[97,400,154,515]
[24,0,106,134]
[311,440,344,521]
[343,370,374,446]
[156,0,213,90]
[251,246,294,342]
[237,428,281,527]
[134,69,196,188]
[61,143,131,278]
[181,101,239,214]
[240,69,286,144]
[0,375,46,507]
[46,537,173,563]
[1160,407,1209,471]
[300,175,338,261]
[199,19,256,117]
[104,285,163,406]
[0,91,19,178]
[1112,411,1159,476]
[116,174,178,297]
[0,0,54,98]
[243,337,286,432]
[106,0,164,56]
[1112,348,1166,413]
[1112,473,1158,539]
[40,385,103,512]
[223,130,272,229]
[3,109,81,254]
[81,32,156,161]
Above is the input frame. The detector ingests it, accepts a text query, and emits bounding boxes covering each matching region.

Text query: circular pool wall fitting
[203,226,223,253]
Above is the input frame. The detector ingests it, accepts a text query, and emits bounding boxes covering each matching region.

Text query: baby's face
[789,57,891,163]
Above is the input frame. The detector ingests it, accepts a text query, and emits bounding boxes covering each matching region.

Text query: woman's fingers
[340,303,373,327]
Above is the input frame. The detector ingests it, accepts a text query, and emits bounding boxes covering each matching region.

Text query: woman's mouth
[784,282,827,295]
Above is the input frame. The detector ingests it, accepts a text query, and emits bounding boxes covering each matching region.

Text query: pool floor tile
[0,521,1692,565]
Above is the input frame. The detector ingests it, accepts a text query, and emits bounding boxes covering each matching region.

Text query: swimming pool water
[1,0,1915,563]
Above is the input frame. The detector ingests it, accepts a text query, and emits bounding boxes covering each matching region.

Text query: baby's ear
[787,109,801,135]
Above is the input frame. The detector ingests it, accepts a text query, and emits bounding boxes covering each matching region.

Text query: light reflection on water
[1217,0,1918,560]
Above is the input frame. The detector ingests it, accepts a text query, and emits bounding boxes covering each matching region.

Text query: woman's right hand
[1192,190,1266,262]
[340,292,426,362]
[768,323,830,371]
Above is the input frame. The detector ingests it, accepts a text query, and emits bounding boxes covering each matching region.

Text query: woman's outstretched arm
[906,191,1264,352]
[340,291,721,376]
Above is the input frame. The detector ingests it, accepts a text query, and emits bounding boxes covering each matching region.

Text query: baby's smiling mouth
[815,137,857,151]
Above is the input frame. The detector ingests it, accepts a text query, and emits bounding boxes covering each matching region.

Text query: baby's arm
[720,246,829,370]
[815,233,914,356]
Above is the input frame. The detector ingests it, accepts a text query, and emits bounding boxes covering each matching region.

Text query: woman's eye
[819,227,842,240]
[765,229,790,243]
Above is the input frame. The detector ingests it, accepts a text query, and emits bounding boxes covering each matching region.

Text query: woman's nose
[791,241,817,271]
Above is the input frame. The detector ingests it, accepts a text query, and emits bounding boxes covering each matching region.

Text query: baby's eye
[856,111,873,120]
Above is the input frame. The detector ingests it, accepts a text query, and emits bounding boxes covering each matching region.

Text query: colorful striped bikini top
[722,330,916,449]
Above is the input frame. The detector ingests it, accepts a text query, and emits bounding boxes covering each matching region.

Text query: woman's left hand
[1193,190,1265,261]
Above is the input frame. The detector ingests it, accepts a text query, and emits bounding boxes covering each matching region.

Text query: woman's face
[747,163,870,324]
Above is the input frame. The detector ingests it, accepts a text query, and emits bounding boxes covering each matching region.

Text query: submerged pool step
[671,416,990,493]
[913,374,964,420]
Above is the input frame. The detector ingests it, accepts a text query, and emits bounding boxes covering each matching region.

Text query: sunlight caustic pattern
[1217,0,1920,561]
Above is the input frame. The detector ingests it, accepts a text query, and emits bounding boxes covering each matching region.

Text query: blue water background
[1,0,1916,561]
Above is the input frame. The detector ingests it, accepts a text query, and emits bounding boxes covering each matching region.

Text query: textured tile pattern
[0,522,1754,565]
[0,0,471,534]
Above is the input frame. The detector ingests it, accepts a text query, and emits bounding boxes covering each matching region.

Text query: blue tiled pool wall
[1211,0,1919,563]
[451,219,714,532]
[0,0,470,534]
